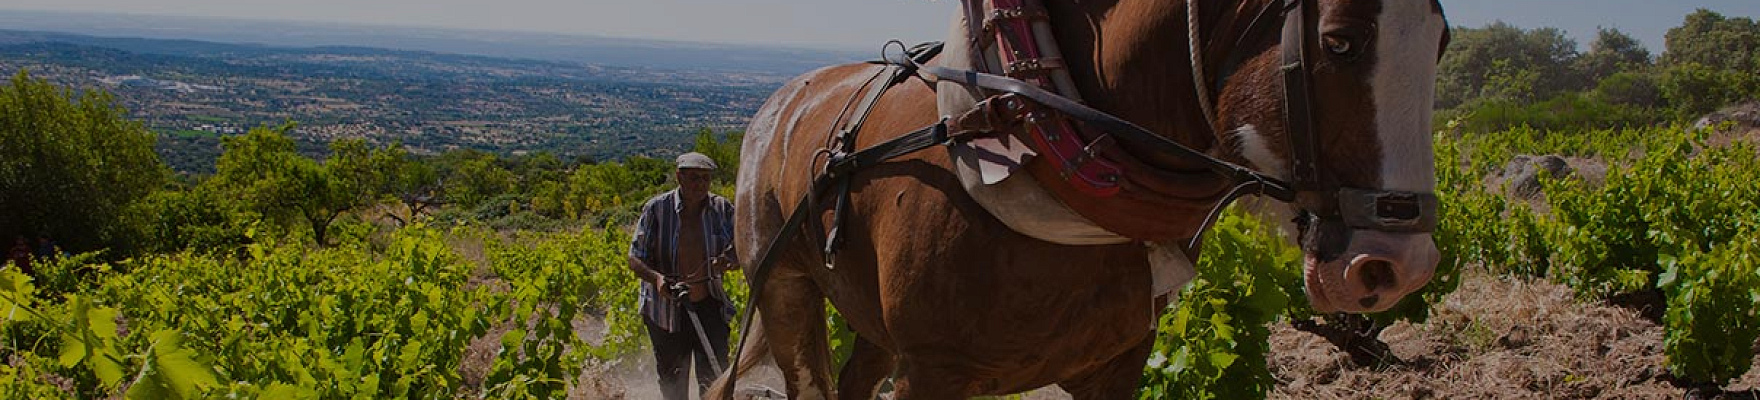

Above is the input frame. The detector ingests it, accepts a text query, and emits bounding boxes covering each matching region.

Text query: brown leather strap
[1337,188,1440,233]
[1281,0,1323,194]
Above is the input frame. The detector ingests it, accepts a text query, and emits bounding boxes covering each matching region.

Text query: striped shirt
[630,189,738,332]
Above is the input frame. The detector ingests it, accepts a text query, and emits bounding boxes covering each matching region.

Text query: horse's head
[1042,0,1448,313]
[950,0,1446,313]
[1203,0,1450,313]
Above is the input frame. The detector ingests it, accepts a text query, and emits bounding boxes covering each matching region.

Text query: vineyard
[2,227,622,398]
[0,122,1755,399]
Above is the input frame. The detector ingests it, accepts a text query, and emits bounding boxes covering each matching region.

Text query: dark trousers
[644,299,730,400]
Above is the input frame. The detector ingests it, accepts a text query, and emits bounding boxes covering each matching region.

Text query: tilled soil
[1270,272,1759,400]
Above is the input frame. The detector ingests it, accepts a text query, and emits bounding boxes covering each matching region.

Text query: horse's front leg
[757,267,837,399]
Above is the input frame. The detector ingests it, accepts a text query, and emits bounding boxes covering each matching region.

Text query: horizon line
[0,8,885,54]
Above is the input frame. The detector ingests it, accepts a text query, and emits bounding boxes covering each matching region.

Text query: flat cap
[675,152,718,170]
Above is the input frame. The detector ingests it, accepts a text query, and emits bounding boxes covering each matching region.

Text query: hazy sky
[3,0,1757,51]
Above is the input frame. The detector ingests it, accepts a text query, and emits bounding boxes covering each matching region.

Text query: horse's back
[734,62,941,264]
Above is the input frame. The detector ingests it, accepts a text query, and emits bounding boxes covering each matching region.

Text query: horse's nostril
[1358,295,1380,309]
[1357,259,1398,292]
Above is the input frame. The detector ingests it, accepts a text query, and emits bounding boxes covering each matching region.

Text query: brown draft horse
[712,0,1449,398]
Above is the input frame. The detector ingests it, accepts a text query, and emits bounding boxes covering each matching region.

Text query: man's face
[676,168,713,202]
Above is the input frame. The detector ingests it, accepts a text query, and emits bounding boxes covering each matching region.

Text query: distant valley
[0,11,871,174]
[0,10,870,74]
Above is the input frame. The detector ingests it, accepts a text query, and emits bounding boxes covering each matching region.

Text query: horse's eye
[1322,35,1361,57]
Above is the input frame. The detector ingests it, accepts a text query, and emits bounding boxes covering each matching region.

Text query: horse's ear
[1437,26,1451,61]
[1435,2,1451,61]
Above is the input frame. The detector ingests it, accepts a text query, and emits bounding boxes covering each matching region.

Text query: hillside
[0,29,794,173]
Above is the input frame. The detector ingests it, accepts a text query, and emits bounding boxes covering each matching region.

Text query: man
[34,235,58,261]
[7,236,31,276]
[629,152,738,400]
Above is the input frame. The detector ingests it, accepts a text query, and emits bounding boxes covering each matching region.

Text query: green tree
[0,70,165,255]
[1480,59,1544,101]
[690,128,744,183]
[434,149,514,209]
[325,139,388,208]
[508,151,566,195]
[566,162,642,218]
[1657,10,1760,117]
[125,185,253,255]
[529,179,569,219]
[1663,9,1760,72]
[623,155,672,188]
[1437,22,1584,108]
[1592,71,1665,109]
[382,149,443,226]
[1576,28,1653,84]
[207,125,366,245]
[1659,63,1760,118]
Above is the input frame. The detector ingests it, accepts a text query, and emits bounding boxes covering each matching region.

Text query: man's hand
[668,281,694,300]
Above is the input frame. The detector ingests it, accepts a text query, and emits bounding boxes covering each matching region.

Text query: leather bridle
[1270,0,1439,261]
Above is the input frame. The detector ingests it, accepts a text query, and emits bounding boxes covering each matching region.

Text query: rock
[1693,101,1760,130]
[1491,155,1571,200]
[1486,155,1609,201]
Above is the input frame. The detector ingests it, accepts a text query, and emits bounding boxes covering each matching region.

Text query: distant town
[0,28,806,173]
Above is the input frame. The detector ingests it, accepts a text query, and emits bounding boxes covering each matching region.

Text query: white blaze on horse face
[1370,0,1446,193]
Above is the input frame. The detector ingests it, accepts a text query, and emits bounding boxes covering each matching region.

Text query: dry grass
[1270,270,1760,399]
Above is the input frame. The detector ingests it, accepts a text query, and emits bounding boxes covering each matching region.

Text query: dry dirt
[562,270,1760,399]
[1270,271,1758,400]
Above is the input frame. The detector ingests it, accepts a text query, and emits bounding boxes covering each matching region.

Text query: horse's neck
[1037,0,1266,157]
[1195,0,1283,82]
[948,0,1274,156]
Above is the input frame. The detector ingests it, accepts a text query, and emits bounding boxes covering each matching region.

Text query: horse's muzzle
[1302,230,1439,313]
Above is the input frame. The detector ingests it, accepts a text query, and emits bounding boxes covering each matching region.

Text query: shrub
[1442,93,1660,135]
[1658,227,1760,386]
[1139,212,1298,399]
